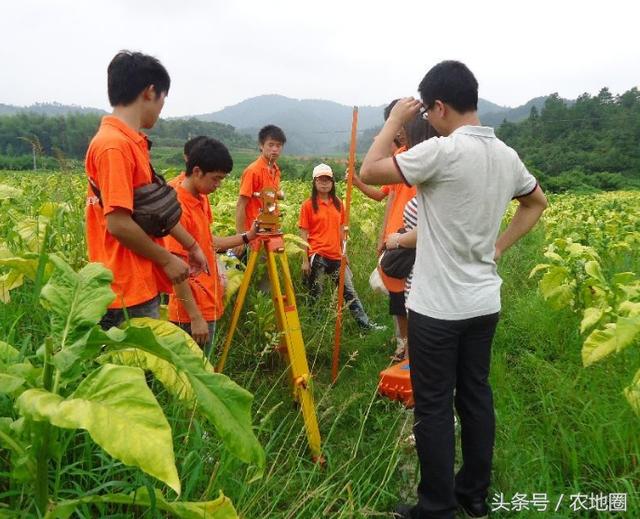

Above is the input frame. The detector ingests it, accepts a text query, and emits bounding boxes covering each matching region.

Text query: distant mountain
[0,102,107,116]
[480,96,549,127]
[194,95,385,155]
[195,94,561,155]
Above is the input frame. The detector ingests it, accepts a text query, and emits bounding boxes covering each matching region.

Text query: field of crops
[0,168,638,517]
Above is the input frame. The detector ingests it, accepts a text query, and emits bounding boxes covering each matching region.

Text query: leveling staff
[85,51,208,329]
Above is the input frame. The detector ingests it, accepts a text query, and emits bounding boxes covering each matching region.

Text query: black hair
[311,176,342,213]
[183,135,208,158]
[383,99,399,121]
[404,115,440,149]
[418,60,478,113]
[185,138,233,176]
[258,125,286,145]
[107,50,170,107]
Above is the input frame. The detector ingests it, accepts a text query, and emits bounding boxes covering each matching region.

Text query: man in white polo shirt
[360,61,547,519]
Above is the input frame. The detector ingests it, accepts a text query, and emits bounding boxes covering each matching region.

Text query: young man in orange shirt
[85,50,207,329]
[165,137,257,354]
[233,125,286,257]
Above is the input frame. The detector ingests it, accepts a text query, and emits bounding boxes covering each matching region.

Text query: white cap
[312,163,333,179]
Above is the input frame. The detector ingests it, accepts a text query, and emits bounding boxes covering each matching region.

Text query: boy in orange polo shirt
[85,50,207,329]
[299,164,383,331]
[233,125,286,257]
[165,137,257,354]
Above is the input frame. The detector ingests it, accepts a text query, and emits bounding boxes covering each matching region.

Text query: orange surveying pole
[331,106,358,383]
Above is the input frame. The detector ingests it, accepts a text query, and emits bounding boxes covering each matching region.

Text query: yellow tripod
[215,192,322,461]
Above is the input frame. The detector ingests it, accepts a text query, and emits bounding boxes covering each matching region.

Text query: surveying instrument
[215,189,323,461]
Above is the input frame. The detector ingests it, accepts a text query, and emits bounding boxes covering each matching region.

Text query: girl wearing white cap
[298,163,384,331]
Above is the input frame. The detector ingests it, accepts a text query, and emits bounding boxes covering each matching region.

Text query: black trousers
[304,254,370,327]
[408,310,500,519]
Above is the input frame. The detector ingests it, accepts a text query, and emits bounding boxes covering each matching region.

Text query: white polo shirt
[394,125,537,320]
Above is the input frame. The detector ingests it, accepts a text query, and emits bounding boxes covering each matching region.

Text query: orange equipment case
[378,359,414,408]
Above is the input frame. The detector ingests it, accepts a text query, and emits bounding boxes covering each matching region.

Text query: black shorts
[388,290,406,316]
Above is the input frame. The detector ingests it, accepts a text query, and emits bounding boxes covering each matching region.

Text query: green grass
[0,171,638,517]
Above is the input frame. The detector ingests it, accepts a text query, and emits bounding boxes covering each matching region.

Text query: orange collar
[101,115,148,147]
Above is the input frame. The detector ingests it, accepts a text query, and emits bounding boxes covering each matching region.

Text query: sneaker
[392,503,414,518]
[360,321,386,332]
[457,495,489,519]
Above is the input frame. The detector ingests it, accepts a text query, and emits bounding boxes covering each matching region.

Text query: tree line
[497,87,640,192]
[0,112,255,170]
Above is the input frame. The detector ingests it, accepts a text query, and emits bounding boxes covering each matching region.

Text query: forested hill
[0,112,254,168]
[497,88,640,192]
[0,102,106,116]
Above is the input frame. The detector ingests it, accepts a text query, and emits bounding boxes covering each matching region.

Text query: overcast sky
[1,0,638,117]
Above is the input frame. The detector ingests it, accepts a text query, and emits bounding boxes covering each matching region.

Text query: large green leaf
[98,321,211,402]
[624,369,640,416]
[616,315,640,352]
[39,255,115,350]
[539,266,570,299]
[0,341,20,362]
[619,301,640,317]
[0,270,24,303]
[55,319,265,471]
[580,307,606,334]
[528,263,550,278]
[0,254,46,281]
[17,364,180,494]
[584,260,606,284]
[45,488,237,519]
[0,374,25,394]
[582,324,617,367]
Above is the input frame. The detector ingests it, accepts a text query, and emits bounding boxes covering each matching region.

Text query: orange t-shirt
[383,183,417,238]
[298,197,345,260]
[379,146,414,292]
[238,155,281,230]
[85,115,167,309]
[382,145,414,239]
[164,176,223,322]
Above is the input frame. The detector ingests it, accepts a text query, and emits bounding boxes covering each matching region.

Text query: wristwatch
[241,232,249,244]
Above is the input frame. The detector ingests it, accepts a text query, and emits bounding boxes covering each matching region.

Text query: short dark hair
[383,99,399,121]
[183,135,208,158]
[418,60,478,113]
[107,50,171,107]
[186,138,233,176]
[258,125,286,145]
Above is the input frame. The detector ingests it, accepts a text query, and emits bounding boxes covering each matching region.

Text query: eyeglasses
[420,106,429,121]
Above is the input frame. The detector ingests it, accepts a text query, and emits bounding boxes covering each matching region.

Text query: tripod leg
[268,250,323,460]
[216,247,259,373]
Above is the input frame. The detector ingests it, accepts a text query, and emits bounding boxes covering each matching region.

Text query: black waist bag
[90,165,182,238]
[131,168,182,237]
[379,227,416,279]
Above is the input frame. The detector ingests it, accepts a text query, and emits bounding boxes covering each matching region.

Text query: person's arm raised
[352,173,388,201]
[360,97,422,185]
